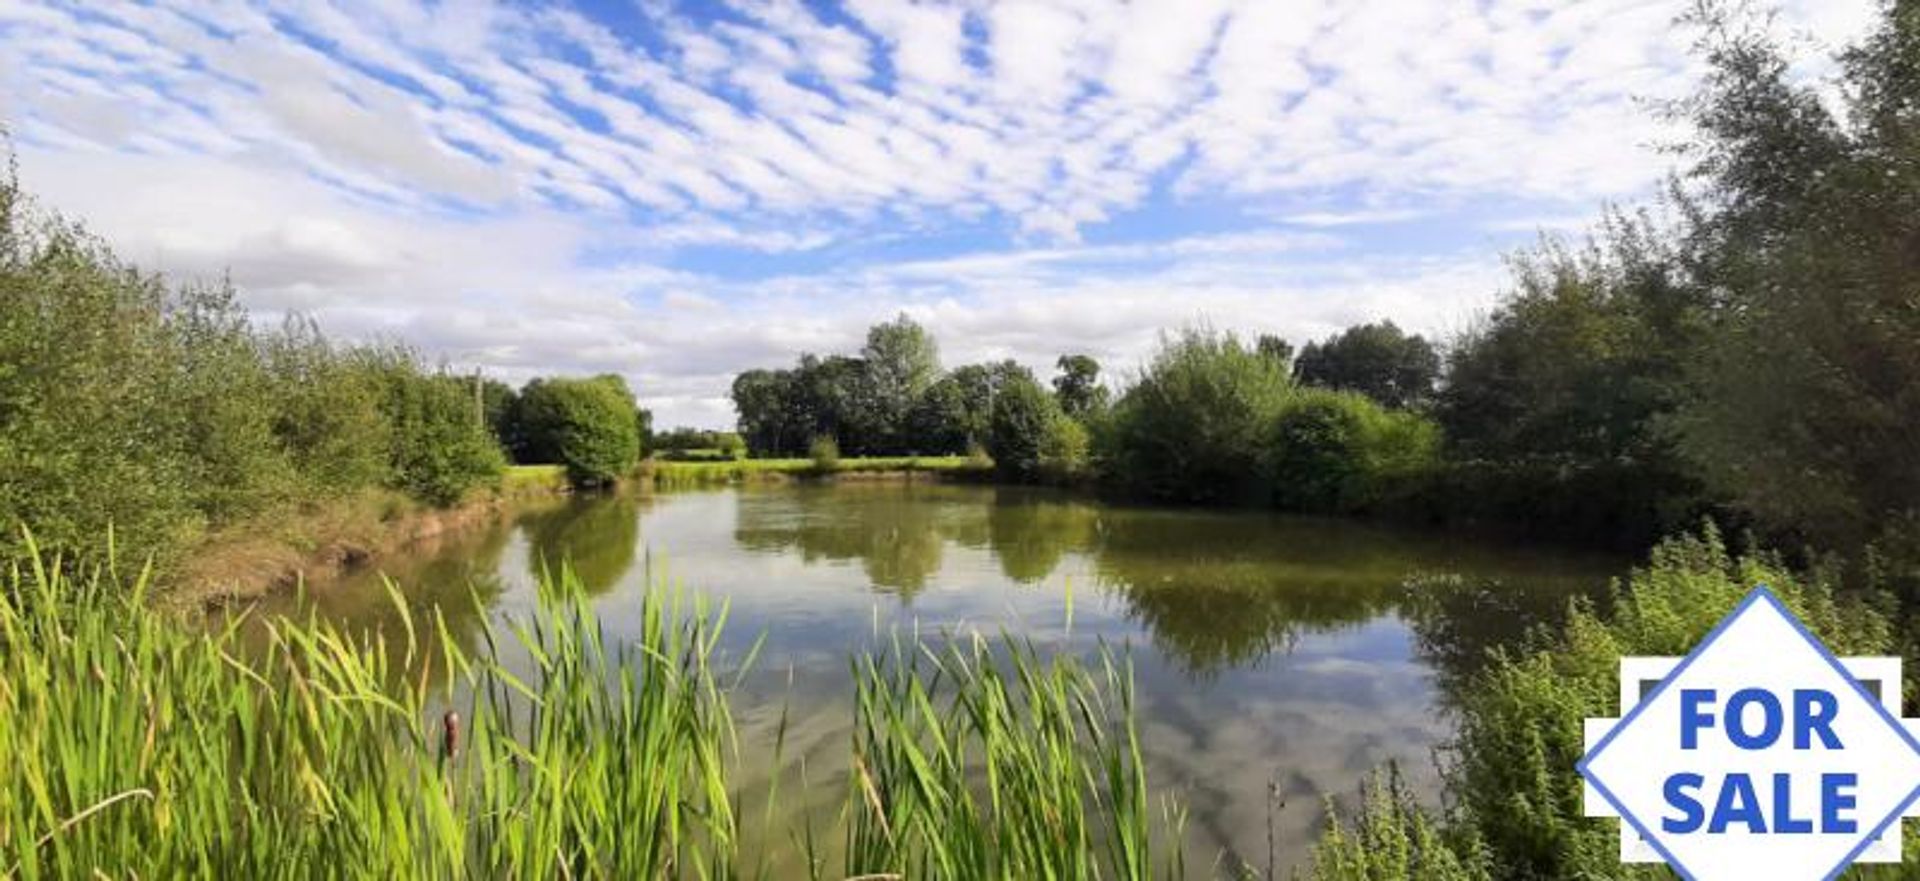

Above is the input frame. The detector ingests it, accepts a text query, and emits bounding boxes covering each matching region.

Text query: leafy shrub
[1103,328,1293,503]
[382,366,506,505]
[809,434,841,471]
[1038,412,1091,482]
[1267,389,1438,513]
[1309,525,1897,880]
[262,317,392,494]
[987,372,1060,480]
[514,376,642,487]
[1307,768,1491,881]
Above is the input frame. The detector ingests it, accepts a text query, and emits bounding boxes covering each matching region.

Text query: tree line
[724,0,1915,574]
[0,172,651,568]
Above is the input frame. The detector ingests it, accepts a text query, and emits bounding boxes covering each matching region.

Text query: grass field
[500,463,569,495]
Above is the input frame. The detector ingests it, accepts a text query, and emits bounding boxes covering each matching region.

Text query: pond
[248,481,1623,875]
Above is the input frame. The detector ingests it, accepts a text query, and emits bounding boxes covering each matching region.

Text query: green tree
[1293,321,1439,409]
[1668,1,1920,547]
[478,377,518,454]
[860,314,940,450]
[165,281,296,520]
[1256,333,1294,370]
[1267,390,1438,514]
[380,361,507,505]
[731,368,801,455]
[262,317,391,494]
[986,368,1059,481]
[514,375,641,487]
[1433,214,1707,545]
[1051,354,1108,418]
[1104,328,1294,503]
[904,360,1027,455]
[0,175,195,562]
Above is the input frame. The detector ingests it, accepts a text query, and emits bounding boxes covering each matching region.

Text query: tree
[905,373,975,455]
[1440,217,1699,467]
[1051,354,1108,418]
[731,368,801,455]
[1435,215,1707,544]
[860,314,940,450]
[1256,334,1294,370]
[515,375,641,487]
[1266,389,1438,514]
[1293,321,1439,409]
[1103,328,1294,503]
[902,360,1028,455]
[1666,1,1920,547]
[262,316,391,493]
[381,363,507,505]
[987,368,1059,480]
[479,377,517,447]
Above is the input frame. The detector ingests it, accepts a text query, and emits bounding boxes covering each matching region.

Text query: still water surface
[255,481,1621,874]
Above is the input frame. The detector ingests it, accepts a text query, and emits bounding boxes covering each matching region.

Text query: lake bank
[160,464,573,613]
[162,457,996,611]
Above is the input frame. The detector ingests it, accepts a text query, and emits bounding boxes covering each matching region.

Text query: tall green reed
[839,634,1184,881]
[0,531,737,879]
[1,528,1180,880]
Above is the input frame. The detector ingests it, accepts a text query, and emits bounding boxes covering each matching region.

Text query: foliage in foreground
[0,532,1165,880]
[841,635,1179,881]
[1304,525,1907,880]
[0,536,736,879]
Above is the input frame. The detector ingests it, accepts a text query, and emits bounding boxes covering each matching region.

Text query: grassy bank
[645,454,990,489]
[0,532,1170,880]
[165,468,573,611]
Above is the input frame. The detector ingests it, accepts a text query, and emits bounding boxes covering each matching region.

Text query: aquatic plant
[0,527,1168,879]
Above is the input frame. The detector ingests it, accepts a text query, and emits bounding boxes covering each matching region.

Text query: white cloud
[0,0,1882,427]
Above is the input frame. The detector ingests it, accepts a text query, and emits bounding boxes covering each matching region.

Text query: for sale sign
[1579,586,1920,880]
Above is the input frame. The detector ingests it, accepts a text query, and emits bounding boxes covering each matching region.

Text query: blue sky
[0,0,1872,427]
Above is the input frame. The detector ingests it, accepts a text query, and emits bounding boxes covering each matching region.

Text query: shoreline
[162,459,992,612]
[160,465,574,614]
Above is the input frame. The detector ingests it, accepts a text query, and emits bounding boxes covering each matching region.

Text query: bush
[1103,328,1293,503]
[987,372,1060,481]
[262,318,392,494]
[1309,525,1897,880]
[1038,412,1090,483]
[382,367,506,505]
[1267,390,1438,514]
[514,376,642,487]
[809,435,841,471]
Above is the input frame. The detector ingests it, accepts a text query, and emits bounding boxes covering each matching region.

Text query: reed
[838,634,1183,881]
[0,530,1178,879]
[0,531,737,879]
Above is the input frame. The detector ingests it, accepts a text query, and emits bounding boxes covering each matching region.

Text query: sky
[0,0,1877,429]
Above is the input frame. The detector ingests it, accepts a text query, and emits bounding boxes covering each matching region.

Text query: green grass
[0,529,1171,879]
[500,463,569,496]
[647,454,988,489]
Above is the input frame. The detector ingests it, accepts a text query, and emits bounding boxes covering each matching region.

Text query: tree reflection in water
[519,491,643,597]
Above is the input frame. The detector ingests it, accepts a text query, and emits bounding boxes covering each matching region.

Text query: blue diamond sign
[1579,586,1920,879]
